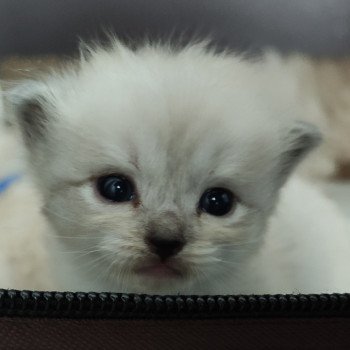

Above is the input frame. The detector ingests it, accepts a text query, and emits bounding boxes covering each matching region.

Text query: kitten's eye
[96,175,135,202]
[199,188,235,216]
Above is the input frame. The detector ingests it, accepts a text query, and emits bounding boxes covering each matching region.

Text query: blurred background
[0,0,350,57]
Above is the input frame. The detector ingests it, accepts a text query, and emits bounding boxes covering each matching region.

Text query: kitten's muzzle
[145,234,186,261]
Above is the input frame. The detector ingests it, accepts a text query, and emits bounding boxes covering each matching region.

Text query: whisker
[42,206,87,226]
[44,232,104,240]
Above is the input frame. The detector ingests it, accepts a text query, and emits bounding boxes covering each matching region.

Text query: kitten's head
[8,42,321,294]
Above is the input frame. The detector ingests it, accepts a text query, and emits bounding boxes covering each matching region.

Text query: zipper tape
[1,290,350,319]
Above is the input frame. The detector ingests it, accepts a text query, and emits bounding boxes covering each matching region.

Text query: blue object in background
[0,173,21,195]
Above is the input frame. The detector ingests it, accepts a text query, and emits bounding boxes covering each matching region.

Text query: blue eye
[199,188,235,216]
[97,175,135,202]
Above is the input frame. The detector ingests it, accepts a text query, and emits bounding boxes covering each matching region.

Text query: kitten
[7,40,350,294]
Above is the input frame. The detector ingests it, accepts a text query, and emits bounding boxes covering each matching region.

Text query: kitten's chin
[131,258,191,292]
[135,262,184,280]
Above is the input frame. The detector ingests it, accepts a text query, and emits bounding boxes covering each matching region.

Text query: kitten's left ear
[277,121,322,184]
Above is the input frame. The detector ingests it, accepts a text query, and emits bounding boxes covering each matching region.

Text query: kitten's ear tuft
[7,81,50,146]
[278,121,322,182]
[18,98,48,143]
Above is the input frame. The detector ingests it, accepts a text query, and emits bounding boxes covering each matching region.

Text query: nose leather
[146,235,185,260]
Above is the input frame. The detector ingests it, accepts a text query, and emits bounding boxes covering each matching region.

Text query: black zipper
[0,289,349,319]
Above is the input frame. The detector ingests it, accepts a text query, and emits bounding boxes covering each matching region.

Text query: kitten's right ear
[6,81,50,146]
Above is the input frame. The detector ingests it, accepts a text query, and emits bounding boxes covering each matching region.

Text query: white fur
[6,41,350,294]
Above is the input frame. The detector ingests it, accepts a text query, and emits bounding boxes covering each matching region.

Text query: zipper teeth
[0,290,350,318]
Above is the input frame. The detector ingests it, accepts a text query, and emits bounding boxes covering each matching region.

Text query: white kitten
[8,40,350,294]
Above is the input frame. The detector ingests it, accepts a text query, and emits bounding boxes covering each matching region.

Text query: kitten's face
[10,43,320,293]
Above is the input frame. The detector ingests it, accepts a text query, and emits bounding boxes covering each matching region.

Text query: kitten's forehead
[51,83,276,179]
[50,44,271,130]
[49,45,278,160]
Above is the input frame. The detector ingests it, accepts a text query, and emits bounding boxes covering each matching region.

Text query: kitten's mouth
[135,262,184,279]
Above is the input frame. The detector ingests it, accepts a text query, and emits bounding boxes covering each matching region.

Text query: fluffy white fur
[5,41,350,294]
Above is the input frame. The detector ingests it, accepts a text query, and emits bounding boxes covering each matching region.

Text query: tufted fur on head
[9,39,348,295]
